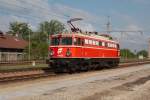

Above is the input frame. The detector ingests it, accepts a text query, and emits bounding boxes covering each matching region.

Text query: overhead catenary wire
[0,1,149,33]
[0,0,68,20]
[0,4,69,32]
[0,0,107,31]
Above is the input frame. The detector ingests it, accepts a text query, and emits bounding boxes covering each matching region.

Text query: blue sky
[47,0,150,31]
[0,0,149,51]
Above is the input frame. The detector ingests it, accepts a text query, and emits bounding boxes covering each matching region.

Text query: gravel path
[0,64,150,100]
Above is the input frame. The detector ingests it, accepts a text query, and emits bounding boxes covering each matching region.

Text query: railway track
[0,68,55,84]
[0,60,150,84]
[0,59,149,66]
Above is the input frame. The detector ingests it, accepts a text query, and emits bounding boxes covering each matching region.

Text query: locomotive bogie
[49,58,119,73]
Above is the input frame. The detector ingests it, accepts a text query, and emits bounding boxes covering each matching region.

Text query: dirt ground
[0,64,150,100]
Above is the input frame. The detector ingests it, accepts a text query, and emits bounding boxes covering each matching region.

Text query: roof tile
[0,34,28,49]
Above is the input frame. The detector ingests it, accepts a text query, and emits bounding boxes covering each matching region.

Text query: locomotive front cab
[49,34,73,58]
[48,34,79,71]
[48,33,86,72]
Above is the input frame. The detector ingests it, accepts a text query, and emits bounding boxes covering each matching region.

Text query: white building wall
[0,52,24,61]
[0,49,26,62]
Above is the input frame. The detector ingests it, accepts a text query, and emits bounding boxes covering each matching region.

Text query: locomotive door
[81,38,84,57]
[74,37,83,57]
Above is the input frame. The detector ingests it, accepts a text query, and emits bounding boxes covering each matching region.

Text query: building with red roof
[0,32,28,61]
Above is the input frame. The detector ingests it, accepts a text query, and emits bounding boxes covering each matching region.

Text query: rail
[0,60,150,84]
[1,59,150,66]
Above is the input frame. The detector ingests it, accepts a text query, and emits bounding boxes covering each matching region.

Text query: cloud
[124,24,142,30]
[132,0,150,5]
[0,0,148,51]
[111,23,148,51]
[0,0,101,32]
[50,3,103,31]
[0,0,49,31]
[108,10,148,51]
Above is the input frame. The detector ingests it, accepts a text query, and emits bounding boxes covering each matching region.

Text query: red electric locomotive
[48,18,120,72]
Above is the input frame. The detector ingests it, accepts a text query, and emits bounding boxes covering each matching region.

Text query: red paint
[49,33,120,59]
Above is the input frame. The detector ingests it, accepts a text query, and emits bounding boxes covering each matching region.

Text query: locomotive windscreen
[61,37,72,45]
[51,37,72,45]
[51,37,60,45]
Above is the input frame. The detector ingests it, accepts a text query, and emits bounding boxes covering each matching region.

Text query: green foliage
[120,49,136,59]
[48,20,65,35]
[136,50,148,58]
[32,41,48,59]
[120,49,148,59]
[39,20,65,35]
[9,21,32,40]
[8,20,65,60]
[26,20,65,60]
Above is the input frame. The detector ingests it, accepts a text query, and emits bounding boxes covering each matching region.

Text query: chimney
[15,33,19,37]
[0,30,4,38]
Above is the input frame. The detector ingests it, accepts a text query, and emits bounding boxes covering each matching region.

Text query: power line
[0,1,149,33]
[0,1,68,20]
[0,1,107,29]
[0,4,69,29]
[0,1,112,32]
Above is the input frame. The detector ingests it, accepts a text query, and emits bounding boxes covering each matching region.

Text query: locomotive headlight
[66,48,71,57]
[49,49,54,56]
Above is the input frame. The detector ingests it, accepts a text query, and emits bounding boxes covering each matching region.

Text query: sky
[0,0,149,51]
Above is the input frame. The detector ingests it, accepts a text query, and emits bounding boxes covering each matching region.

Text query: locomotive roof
[51,32,118,43]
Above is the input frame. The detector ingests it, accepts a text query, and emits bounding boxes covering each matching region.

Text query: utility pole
[28,28,31,61]
[148,38,150,59]
[105,16,143,35]
[48,30,50,59]
[106,16,112,34]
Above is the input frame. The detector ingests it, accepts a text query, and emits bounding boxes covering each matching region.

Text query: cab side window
[51,37,60,45]
[99,41,102,46]
[117,44,120,49]
[74,38,82,45]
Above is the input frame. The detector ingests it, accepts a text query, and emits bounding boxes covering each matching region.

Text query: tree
[29,19,65,59]
[48,20,65,35]
[9,20,65,60]
[9,21,31,40]
[120,49,136,59]
[136,50,148,58]
[38,20,65,42]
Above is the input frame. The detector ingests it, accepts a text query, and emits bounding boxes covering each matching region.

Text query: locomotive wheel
[66,64,76,74]
[69,66,76,74]
[79,63,88,71]
[95,63,101,70]
[50,58,119,73]
[111,61,117,67]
